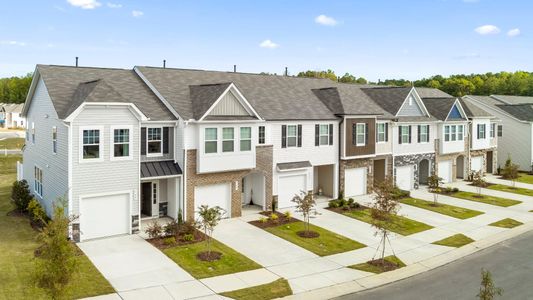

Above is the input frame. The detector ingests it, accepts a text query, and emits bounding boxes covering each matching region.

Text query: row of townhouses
[0,103,25,128]
[21,65,499,242]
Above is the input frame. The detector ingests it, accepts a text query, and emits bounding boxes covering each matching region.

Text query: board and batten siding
[70,106,140,217]
[397,94,425,117]
[208,91,249,116]
[23,77,68,216]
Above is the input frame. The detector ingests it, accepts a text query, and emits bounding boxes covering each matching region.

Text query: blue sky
[1,0,531,81]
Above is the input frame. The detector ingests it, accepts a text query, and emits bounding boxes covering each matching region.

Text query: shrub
[163,220,179,237]
[271,198,278,212]
[179,220,197,235]
[269,213,279,222]
[328,200,339,208]
[145,221,163,239]
[352,202,361,209]
[11,180,33,212]
[452,187,459,193]
[177,208,184,225]
[347,198,355,206]
[183,234,194,242]
[27,199,48,226]
[259,216,268,223]
[163,236,176,245]
[391,186,410,199]
[338,198,347,207]
[338,190,345,201]
[342,204,350,211]
[284,211,292,219]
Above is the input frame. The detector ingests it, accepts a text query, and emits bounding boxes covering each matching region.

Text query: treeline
[297,70,533,97]
[0,73,33,104]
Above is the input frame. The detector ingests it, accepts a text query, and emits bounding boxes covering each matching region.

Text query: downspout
[182,121,188,221]
[338,116,344,199]
[391,120,396,184]
[467,119,472,179]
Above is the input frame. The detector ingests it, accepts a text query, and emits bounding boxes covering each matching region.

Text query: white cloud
[315,14,338,26]
[507,28,520,37]
[259,39,279,49]
[474,25,500,35]
[107,2,122,8]
[67,0,101,9]
[132,10,144,17]
[0,40,26,46]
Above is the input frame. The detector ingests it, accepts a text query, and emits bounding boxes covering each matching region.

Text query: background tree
[477,269,503,300]
[427,174,443,205]
[196,205,225,260]
[297,69,338,81]
[0,73,33,103]
[291,191,318,237]
[501,155,519,187]
[370,177,400,264]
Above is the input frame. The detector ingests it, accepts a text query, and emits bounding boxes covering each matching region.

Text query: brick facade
[185,146,273,220]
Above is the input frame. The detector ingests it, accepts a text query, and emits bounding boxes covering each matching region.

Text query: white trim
[285,124,299,148]
[376,122,387,143]
[445,99,468,121]
[355,123,366,146]
[146,126,163,157]
[21,66,40,117]
[396,88,431,117]
[342,153,377,160]
[142,174,182,181]
[393,150,434,156]
[79,125,104,163]
[110,125,134,161]
[64,102,148,123]
[34,165,43,198]
[134,66,182,120]
[199,83,263,121]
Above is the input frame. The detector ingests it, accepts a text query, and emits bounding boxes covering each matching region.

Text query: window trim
[458,124,464,140]
[110,125,133,161]
[222,127,235,153]
[146,126,163,157]
[52,126,57,154]
[240,127,252,151]
[400,125,410,144]
[478,124,486,139]
[376,122,386,143]
[419,124,429,143]
[444,124,464,142]
[318,124,330,146]
[497,125,503,137]
[31,122,35,144]
[490,123,496,138]
[355,123,367,146]
[286,124,298,148]
[258,125,265,144]
[79,126,104,163]
[34,165,43,197]
[204,127,218,154]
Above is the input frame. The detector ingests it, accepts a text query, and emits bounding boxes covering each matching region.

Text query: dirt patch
[6,209,26,217]
[367,258,403,272]
[469,182,494,188]
[197,251,222,262]
[147,229,206,250]
[326,205,367,214]
[296,230,320,238]
[249,211,299,229]
[472,195,485,199]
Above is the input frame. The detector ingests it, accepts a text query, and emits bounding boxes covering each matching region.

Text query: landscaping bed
[349,256,406,274]
[432,234,474,248]
[487,184,533,197]
[489,218,523,228]
[400,197,483,219]
[248,211,299,229]
[437,189,521,207]
[220,278,293,300]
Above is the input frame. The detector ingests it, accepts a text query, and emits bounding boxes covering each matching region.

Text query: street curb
[281,221,533,300]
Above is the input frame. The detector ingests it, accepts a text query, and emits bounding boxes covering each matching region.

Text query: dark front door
[487,151,493,173]
[141,182,152,217]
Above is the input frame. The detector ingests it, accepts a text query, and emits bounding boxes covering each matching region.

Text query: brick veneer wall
[185,146,273,220]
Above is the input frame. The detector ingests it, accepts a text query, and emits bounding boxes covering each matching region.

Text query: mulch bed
[367,258,403,272]
[296,230,320,238]
[197,251,223,262]
[469,182,495,188]
[248,211,299,229]
[147,229,206,250]
[326,204,367,214]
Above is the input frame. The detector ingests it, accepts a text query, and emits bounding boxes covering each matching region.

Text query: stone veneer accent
[71,223,80,242]
[394,153,435,189]
[185,146,273,220]
[469,148,497,176]
[339,155,393,195]
[131,215,139,234]
[435,152,465,181]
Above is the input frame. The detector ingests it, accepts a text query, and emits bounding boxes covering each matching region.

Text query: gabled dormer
[361,87,431,118]
[397,88,430,117]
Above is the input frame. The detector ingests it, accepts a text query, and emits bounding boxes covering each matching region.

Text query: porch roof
[141,160,182,179]
[276,161,312,171]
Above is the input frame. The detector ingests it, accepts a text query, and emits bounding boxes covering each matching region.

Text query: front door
[487,151,493,173]
[141,182,152,217]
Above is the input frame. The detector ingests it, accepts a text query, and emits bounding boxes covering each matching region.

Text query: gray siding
[23,78,69,216]
[71,106,140,217]
[208,91,249,116]
[397,95,425,116]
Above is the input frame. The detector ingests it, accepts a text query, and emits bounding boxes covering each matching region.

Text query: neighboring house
[463,95,525,171]
[0,103,25,128]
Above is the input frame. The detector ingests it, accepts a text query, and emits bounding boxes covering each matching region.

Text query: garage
[344,167,367,197]
[471,156,483,173]
[278,174,307,209]
[194,183,231,218]
[438,160,452,183]
[80,193,130,241]
[396,165,413,191]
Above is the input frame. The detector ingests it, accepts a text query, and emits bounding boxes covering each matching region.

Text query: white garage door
[80,193,130,241]
[396,166,413,191]
[278,174,306,209]
[195,183,231,218]
[345,167,367,197]
[471,156,483,173]
[438,160,452,183]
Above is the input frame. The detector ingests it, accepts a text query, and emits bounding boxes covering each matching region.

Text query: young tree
[196,205,225,260]
[477,269,503,300]
[472,171,487,196]
[34,199,78,299]
[291,191,318,237]
[427,174,443,206]
[501,156,519,187]
[370,177,400,264]
[11,179,33,212]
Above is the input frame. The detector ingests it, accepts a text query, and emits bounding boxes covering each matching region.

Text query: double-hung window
[52,127,57,154]
[444,126,450,142]
[377,123,386,143]
[458,125,464,140]
[258,126,265,144]
[31,122,35,144]
[419,125,429,143]
[205,128,217,154]
[222,128,234,152]
[113,128,130,158]
[286,125,297,147]
[490,123,496,138]
[451,125,457,141]
[240,127,251,151]
[34,166,43,197]
[400,125,410,144]
[319,124,329,145]
[147,127,162,155]
[477,124,486,139]
[498,125,503,137]
[355,123,366,146]
[82,129,100,159]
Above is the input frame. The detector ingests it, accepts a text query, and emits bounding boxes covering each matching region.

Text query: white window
[451,125,457,141]
[258,126,265,144]
[287,125,297,147]
[147,127,162,156]
[444,125,450,142]
[478,124,486,139]
[490,123,496,138]
[152,182,158,205]
[205,128,217,154]
[112,128,131,159]
[377,123,386,143]
[458,125,464,140]
[34,166,43,197]
[319,124,330,145]
[240,127,251,151]
[419,125,429,143]
[356,123,366,146]
[52,127,57,154]
[400,125,410,144]
[31,122,35,144]
[82,129,101,160]
[222,127,234,152]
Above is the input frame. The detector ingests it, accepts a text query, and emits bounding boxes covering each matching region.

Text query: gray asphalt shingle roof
[421,98,458,121]
[495,104,533,122]
[361,87,413,115]
[492,95,533,105]
[35,65,176,120]
[189,82,232,119]
[312,85,391,116]
[459,98,493,118]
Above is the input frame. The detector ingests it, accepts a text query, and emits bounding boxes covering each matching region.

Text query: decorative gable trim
[445,99,468,121]
[396,87,431,117]
[64,102,149,122]
[21,66,41,117]
[199,83,263,121]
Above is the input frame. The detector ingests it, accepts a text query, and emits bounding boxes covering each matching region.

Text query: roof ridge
[38,64,132,71]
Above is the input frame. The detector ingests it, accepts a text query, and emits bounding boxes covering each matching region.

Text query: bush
[27,199,48,226]
[163,236,176,245]
[284,211,292,219]
[391,186,410,199]
[328,200,339,208]
[338,190,344,201]
[163,220,179,237]
[342,204,350,211]
[350,201,361,209]
[259,216,268,223]
[145,221,163,239]
[347,198,355,206]
[338,198,347,207]
[183,234,194,242]
[269,213,279,222]
[11,180,33,212]
[178,220,196,235]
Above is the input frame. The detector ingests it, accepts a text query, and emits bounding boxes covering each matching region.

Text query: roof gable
[397,90,426,117]
[446,103,466,120]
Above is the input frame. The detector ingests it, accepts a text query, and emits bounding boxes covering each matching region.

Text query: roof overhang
[276,161,312,172]
[64,102,149,122]
[198,82,263,122]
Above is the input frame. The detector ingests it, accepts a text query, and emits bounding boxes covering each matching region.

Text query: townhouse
[0,103,25,128]
[20,64,496,242]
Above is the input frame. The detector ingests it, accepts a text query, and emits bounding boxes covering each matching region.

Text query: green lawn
[489,218,523,228]
[432,234,474,248]
[220,279,292,300]
[343,208,433,236]
[163,238,261,279]
[400,197,483,219]
[449,191,521,207]
[264,221,365,256]
[349,256,406,274]
[516,173,533,184]
[0,137,25,149]
[0,155,115,299]
[487,184,533,197]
